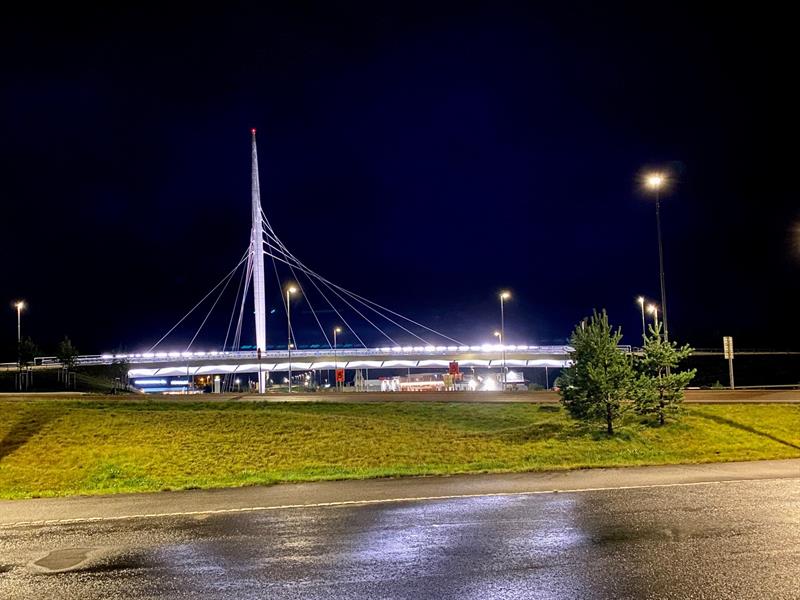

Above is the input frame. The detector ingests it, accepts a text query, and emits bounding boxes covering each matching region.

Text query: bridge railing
[33,344,633,367]
[35,345,574,366]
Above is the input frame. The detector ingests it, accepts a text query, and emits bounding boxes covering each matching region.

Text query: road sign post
[723,336,735,390]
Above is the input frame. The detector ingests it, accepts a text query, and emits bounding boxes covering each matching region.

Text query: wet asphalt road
[1,479,798,599]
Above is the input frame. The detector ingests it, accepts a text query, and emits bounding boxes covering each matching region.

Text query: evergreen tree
[18,336,38,368]
[633,322,696,425]
[56,336,79,371]
[557,310,634,435]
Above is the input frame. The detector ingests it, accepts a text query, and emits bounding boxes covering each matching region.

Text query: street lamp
[286,285,297,393]
[333,326,342,391]
[14,301,24,344]
[13,301,25,367]
[499,291,510,388]
[636,296,646,341]
[644,171,670,341]
[647,304,659,333]
[493,330,503,388]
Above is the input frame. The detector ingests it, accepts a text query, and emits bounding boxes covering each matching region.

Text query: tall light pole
[286,285,297,393]
[645,172,669,342]
[14,301,24,367]
[647,304,659,334]
[636,296,646,341]
[499,291,510,388]
[493,330,503,387]
[14,301,24,344]
[333,326,342,391]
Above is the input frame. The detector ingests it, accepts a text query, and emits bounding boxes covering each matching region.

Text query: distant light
[251,128,256,134]
[482,377,498,391]
[493,331,501,337]
[287,286,298,294]
[170,379,189,385]
[500,291,511,300]
[647,304,657,314]
[637,296,645,305]
[334,327,342,333]
[645,172,666,190]
[135,379,167,385]
[14,301,25,310]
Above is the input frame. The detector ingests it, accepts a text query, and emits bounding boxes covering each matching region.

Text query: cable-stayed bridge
[40,131,588,391]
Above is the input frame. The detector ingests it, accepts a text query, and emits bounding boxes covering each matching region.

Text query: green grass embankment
[0,400,798,499]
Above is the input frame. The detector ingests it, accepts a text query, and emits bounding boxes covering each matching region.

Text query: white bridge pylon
[250,129,268,392]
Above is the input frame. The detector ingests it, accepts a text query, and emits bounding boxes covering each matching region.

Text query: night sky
[2,3,797,359]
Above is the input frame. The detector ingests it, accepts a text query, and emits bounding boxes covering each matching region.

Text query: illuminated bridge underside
[119,346,574,378]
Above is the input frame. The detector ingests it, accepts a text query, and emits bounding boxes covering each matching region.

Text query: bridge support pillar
[251,129,268,393]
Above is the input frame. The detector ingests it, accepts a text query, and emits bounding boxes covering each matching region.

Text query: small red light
[251,128,256,134]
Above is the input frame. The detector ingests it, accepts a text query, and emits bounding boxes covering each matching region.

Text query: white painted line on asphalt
[3,476,798,529]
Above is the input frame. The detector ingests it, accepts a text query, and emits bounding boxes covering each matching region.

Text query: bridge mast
[250,129,268,392]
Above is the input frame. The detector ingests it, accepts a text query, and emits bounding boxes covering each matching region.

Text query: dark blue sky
[1,3,797,357]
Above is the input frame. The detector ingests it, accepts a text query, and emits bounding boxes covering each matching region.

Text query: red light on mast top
[251,128,257,134]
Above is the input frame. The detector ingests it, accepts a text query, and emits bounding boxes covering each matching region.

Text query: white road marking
[3,476,797,529]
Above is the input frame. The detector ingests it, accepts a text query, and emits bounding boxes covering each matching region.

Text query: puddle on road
[30,547,146,575]
[34,548,96,572]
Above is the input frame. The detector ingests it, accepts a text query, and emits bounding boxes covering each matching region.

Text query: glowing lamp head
[14,301,25,310]
[494,331,501,338]
[637,296,645,305]
[645,172,666,190]
[287,286,297,294]
[647,304,657,314]
[251,128,256,135]
[334,327,342,333]
[500,291,511,300]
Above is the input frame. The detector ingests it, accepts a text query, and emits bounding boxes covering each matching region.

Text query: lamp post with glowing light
[645,172,669,341]
[647,304,659,333]
[286,285,297,393]
[13,301,24,367]
[14,301,24,344]
[636,296,646,341]
[333,326,342,391]
[493,330,503,387]
[499,291,510,387]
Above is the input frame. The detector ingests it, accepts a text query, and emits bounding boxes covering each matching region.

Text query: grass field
[1,400,798,499]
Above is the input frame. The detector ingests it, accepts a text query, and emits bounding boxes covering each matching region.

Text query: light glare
[645,172,666,190]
